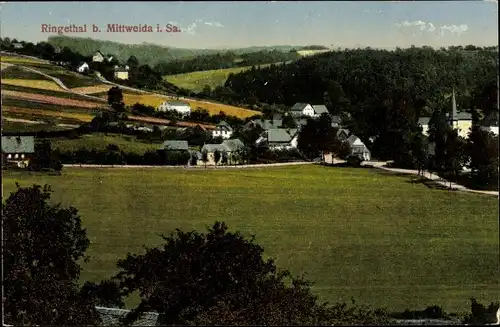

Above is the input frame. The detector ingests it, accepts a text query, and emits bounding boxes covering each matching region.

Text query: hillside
[47,36,303,66]
[164,63,276,93]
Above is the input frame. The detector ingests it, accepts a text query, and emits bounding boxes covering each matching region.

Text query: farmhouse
[245,114,283,130]
[92,51,105,62]
[77,62,89,73]
[157,101,191,116]
[331,115,342,127]
[256,128,299,150]
[1,135,35,168]
[113,65,129,80]
[290,103,329,118]
[346,135,371,161]
[199,138,245,166]
[12,42,23,49]
[212,120,233,139]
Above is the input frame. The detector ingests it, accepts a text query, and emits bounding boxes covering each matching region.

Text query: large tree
[3,184,100,325]
[107,86,125,112]
[466,126,499,189]
[112,222,390,325]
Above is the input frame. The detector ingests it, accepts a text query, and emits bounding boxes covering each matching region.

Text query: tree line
[4,184,499,325]
[155,50,300,76]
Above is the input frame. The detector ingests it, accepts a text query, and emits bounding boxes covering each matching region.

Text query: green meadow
[2,165,498,312]
[164,64,274,92]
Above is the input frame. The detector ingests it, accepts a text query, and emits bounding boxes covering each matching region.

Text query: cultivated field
[2,90,105,109]
[1,78,67,92]
[2,107,94,122]
[122,93,260,119]
[71,84,113,94]
[164,64,274,93]
[2,165,498,312]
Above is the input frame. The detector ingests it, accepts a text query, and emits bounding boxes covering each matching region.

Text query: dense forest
[46,36,302,67]
[221,46,498,157]
[155,50,300,75]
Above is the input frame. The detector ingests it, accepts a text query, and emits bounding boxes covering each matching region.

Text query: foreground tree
[107,86,126,112]
[3,184,100,325]
[113,222,390,325]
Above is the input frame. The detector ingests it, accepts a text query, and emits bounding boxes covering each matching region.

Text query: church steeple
[451,88,457,122]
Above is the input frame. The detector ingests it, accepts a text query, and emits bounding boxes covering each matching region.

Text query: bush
[346,155,363,167]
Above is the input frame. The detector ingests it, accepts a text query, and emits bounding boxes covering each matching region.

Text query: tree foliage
[3,184,100,325]
[112,222,390,326]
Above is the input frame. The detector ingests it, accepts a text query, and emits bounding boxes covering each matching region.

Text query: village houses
[92,50,105,63]
[157,101,191,117]
[212,121,233,139]
[290,103,329,118]
[77,62,89,73]
[113,65,129,80]
[1,135,35,168]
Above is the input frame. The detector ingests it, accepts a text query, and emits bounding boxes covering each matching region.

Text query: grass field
[122,93,260,119]
[1,78,67,92]
[49,133,163,154]
[0,55,47,64]
[1,119,73,133]
[1,65,52,80]
[164,64,274,93]
[2,166,498,312]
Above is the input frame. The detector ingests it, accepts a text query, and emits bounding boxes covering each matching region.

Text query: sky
[0,1,498,49]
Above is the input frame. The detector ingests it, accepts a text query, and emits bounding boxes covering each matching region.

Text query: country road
[63,162,315,169]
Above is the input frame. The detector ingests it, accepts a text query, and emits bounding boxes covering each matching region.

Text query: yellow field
[0,56,47,64]
[71,84,113,94]
[2,107,94,122]
[1,79,67,92]
[123,92,260,119]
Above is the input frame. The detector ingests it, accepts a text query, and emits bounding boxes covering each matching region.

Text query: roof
[78,62,88,67]
[290,103,310,112]
[201,144,228,153]
[346,134,367,148]
[447,111,472,121]
[252,118,283,130]
[13,43,23,48]
[114,67,129,72]
[161,140,189,150]
[294,119,308,128]
[1,136,35,153]
[312,105,329,115]
[93,50,105,57]
[216,120,233,131]
[266,128,297,143]
[336,128,350,138]
[221,138,245,152]
[96,306,159,326]
[161,101,190,107]
[418,117,430,125]
[189,150,203,160]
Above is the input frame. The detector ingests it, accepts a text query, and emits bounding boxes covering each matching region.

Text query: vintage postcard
[1,1,499,326]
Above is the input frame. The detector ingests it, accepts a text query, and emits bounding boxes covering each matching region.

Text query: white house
[212,120,233,139]
[346,135,371,161]
[92,51,105,63]
[290,103,316,117]
[290,103,329,117]
[77,62,89,73]
[256,128,299,151]
[157,101,191,116]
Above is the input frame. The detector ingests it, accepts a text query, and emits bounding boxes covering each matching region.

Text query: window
[7,154,11,159]
[21,154,25,159]
[14,154,19,159]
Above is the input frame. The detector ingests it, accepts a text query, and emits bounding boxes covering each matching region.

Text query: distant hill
[47,36,303,66]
